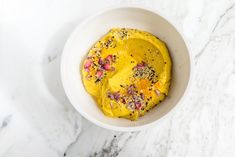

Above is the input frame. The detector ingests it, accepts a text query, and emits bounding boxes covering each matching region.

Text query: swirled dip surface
[82,28,172,121]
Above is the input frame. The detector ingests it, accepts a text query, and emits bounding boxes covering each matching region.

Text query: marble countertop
[1,0,235,156]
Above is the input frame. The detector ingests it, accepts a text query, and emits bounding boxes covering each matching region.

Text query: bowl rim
[61,5,194,132]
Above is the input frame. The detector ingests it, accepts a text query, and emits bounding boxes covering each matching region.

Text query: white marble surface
[1,0,235,157]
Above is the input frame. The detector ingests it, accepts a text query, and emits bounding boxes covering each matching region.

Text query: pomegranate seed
[95,70,103,79]
[84,59,92,68]
[84,68,90,72]
[106,55,113,62]
[104,64,111,70]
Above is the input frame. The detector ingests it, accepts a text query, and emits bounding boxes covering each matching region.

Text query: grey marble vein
[1,0,235,157]
[47,54,58,63]
[63,125,82,157]
[195,2,235,61]
[88,133,136,157]
[211,2,235,33]
[0,115,12,130]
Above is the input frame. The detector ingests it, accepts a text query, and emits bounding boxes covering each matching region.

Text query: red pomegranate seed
[104,64,111,70]
[106,55,113,62]
[84,59,92,68]
[84,68,90,72]
[95,70,103,78]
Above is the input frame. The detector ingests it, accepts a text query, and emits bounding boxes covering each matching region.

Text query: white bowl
[61,6,192,131]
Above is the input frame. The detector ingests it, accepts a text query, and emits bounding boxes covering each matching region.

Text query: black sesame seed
[95,79,100,83]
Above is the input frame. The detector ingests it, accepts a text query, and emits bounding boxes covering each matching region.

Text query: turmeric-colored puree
[82,28,171,120]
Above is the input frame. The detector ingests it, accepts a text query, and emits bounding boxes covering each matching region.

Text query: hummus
[82,28,172,121]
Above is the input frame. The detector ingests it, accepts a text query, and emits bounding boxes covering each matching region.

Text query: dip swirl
[82,28,172,121]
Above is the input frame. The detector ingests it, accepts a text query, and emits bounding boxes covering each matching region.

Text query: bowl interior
[61,7,191,130]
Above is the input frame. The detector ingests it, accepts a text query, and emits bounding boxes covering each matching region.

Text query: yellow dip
[82,28,172,121]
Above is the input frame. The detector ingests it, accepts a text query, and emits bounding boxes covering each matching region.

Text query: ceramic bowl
[61,6,192,131]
